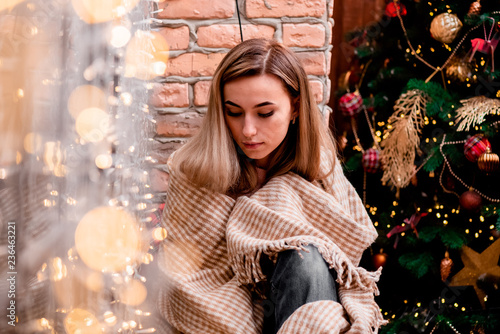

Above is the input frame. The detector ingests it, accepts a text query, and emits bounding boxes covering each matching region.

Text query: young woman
[158,39,385,334]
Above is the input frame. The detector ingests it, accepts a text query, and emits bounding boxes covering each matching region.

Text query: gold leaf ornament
[455,96,500,132]
[381,89,428,188]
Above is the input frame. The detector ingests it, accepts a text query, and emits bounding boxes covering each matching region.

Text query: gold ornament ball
[430,13,463,44]
[477,147,499,172]
[468,1,482,16]
[446,58,474,82]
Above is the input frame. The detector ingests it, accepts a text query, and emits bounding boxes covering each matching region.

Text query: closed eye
[225,110,242,117]
[259,111,274,118]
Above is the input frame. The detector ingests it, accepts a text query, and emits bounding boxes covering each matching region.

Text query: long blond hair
[171,38,336,195]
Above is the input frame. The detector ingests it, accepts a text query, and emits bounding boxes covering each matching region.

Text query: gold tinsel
[381,89,428,188]
[454,96,500,131]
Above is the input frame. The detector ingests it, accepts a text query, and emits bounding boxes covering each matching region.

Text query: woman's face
[223,74,297,169]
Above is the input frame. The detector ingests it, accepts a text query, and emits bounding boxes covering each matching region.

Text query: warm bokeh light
[85,271,104,292]
[75,107,110,143]
[110,25,132,48]
[64,308,102,334]
[23,132,42,154]
[71,0,140,24]
[0,0,25,11]
[95,153,113,169]
[68,85,107,119]
[125,30,169,80]
[75,206,141,272]
[43,141,64,172]
[118,279,147,306]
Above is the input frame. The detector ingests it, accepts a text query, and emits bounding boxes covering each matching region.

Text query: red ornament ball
[339,91,363,117]
[385,2,407,17]
[373,250,387,269]
[464,134,491,162]
[459,190,483,211]
[362,148,381,173]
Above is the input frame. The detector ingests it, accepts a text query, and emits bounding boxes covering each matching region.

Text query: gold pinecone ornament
[477,147,499,172]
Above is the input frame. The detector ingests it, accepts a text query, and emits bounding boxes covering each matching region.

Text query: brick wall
[150,0,335,192]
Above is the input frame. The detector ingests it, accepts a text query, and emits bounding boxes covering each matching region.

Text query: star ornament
[449,238,500,308]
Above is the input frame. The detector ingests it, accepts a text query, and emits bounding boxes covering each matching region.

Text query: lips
[243,142,263,149]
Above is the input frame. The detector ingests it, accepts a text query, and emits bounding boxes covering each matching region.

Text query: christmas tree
[335,1,500,333]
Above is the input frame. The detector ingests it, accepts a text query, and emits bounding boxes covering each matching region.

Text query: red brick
[156,112,204,137]
[149,168,170,192]
[194,81,212,106]
[150,139,186,164]
[309,80,324,103]
[165,53,226,77]
[150,83,189,108]
[328,0,334,18]
[296,52,327,76]
[157,0,234,19]
[283,23,325,48]
[246,0,326,18]
[197,24,275,48]
[157,26,189,50]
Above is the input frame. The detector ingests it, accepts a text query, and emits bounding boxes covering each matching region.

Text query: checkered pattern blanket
[157,154,386,333]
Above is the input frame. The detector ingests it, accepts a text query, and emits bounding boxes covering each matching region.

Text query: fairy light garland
[440,135,500,202]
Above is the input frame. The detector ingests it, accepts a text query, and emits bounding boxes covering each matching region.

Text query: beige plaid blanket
[158,155,386,333]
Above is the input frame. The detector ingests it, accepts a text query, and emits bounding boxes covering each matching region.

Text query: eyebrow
[224,100,276,108]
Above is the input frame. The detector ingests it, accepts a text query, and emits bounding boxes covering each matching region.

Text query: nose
[242,116,257,138]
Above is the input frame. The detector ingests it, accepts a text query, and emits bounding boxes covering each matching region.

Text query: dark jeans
[262,245,338,334]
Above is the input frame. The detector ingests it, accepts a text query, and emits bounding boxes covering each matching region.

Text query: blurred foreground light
[118,279,147,306]
[23,132,42,154]
[0,0,25,11]
[125,30,169,80]
[75,107,110,143]
[75,206,141,272]
[64,308,102,334]
[68,85,107,119]
[71,0,140,24]
[95,153,113,169]
[110,25,132,48]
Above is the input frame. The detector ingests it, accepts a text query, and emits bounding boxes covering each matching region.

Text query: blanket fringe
[231,239,382,296]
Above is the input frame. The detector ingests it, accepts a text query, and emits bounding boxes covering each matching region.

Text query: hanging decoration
[439,135,500,203]
[430,13,463,44]
[445,56,475,83]
[372,249,387,269]
[386,211,428,248]
[381,89,428,189]
[385,1,407,18]
[469,17,499,72]
[362,148,381,173]
[459,189,483,211]
[440,250,453,282]
[449,238,500,309]
[339,90,363,117]
[468,0,482,16]
[477,147,499,172]
[455,96,500,132]
[464,134,491,162]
